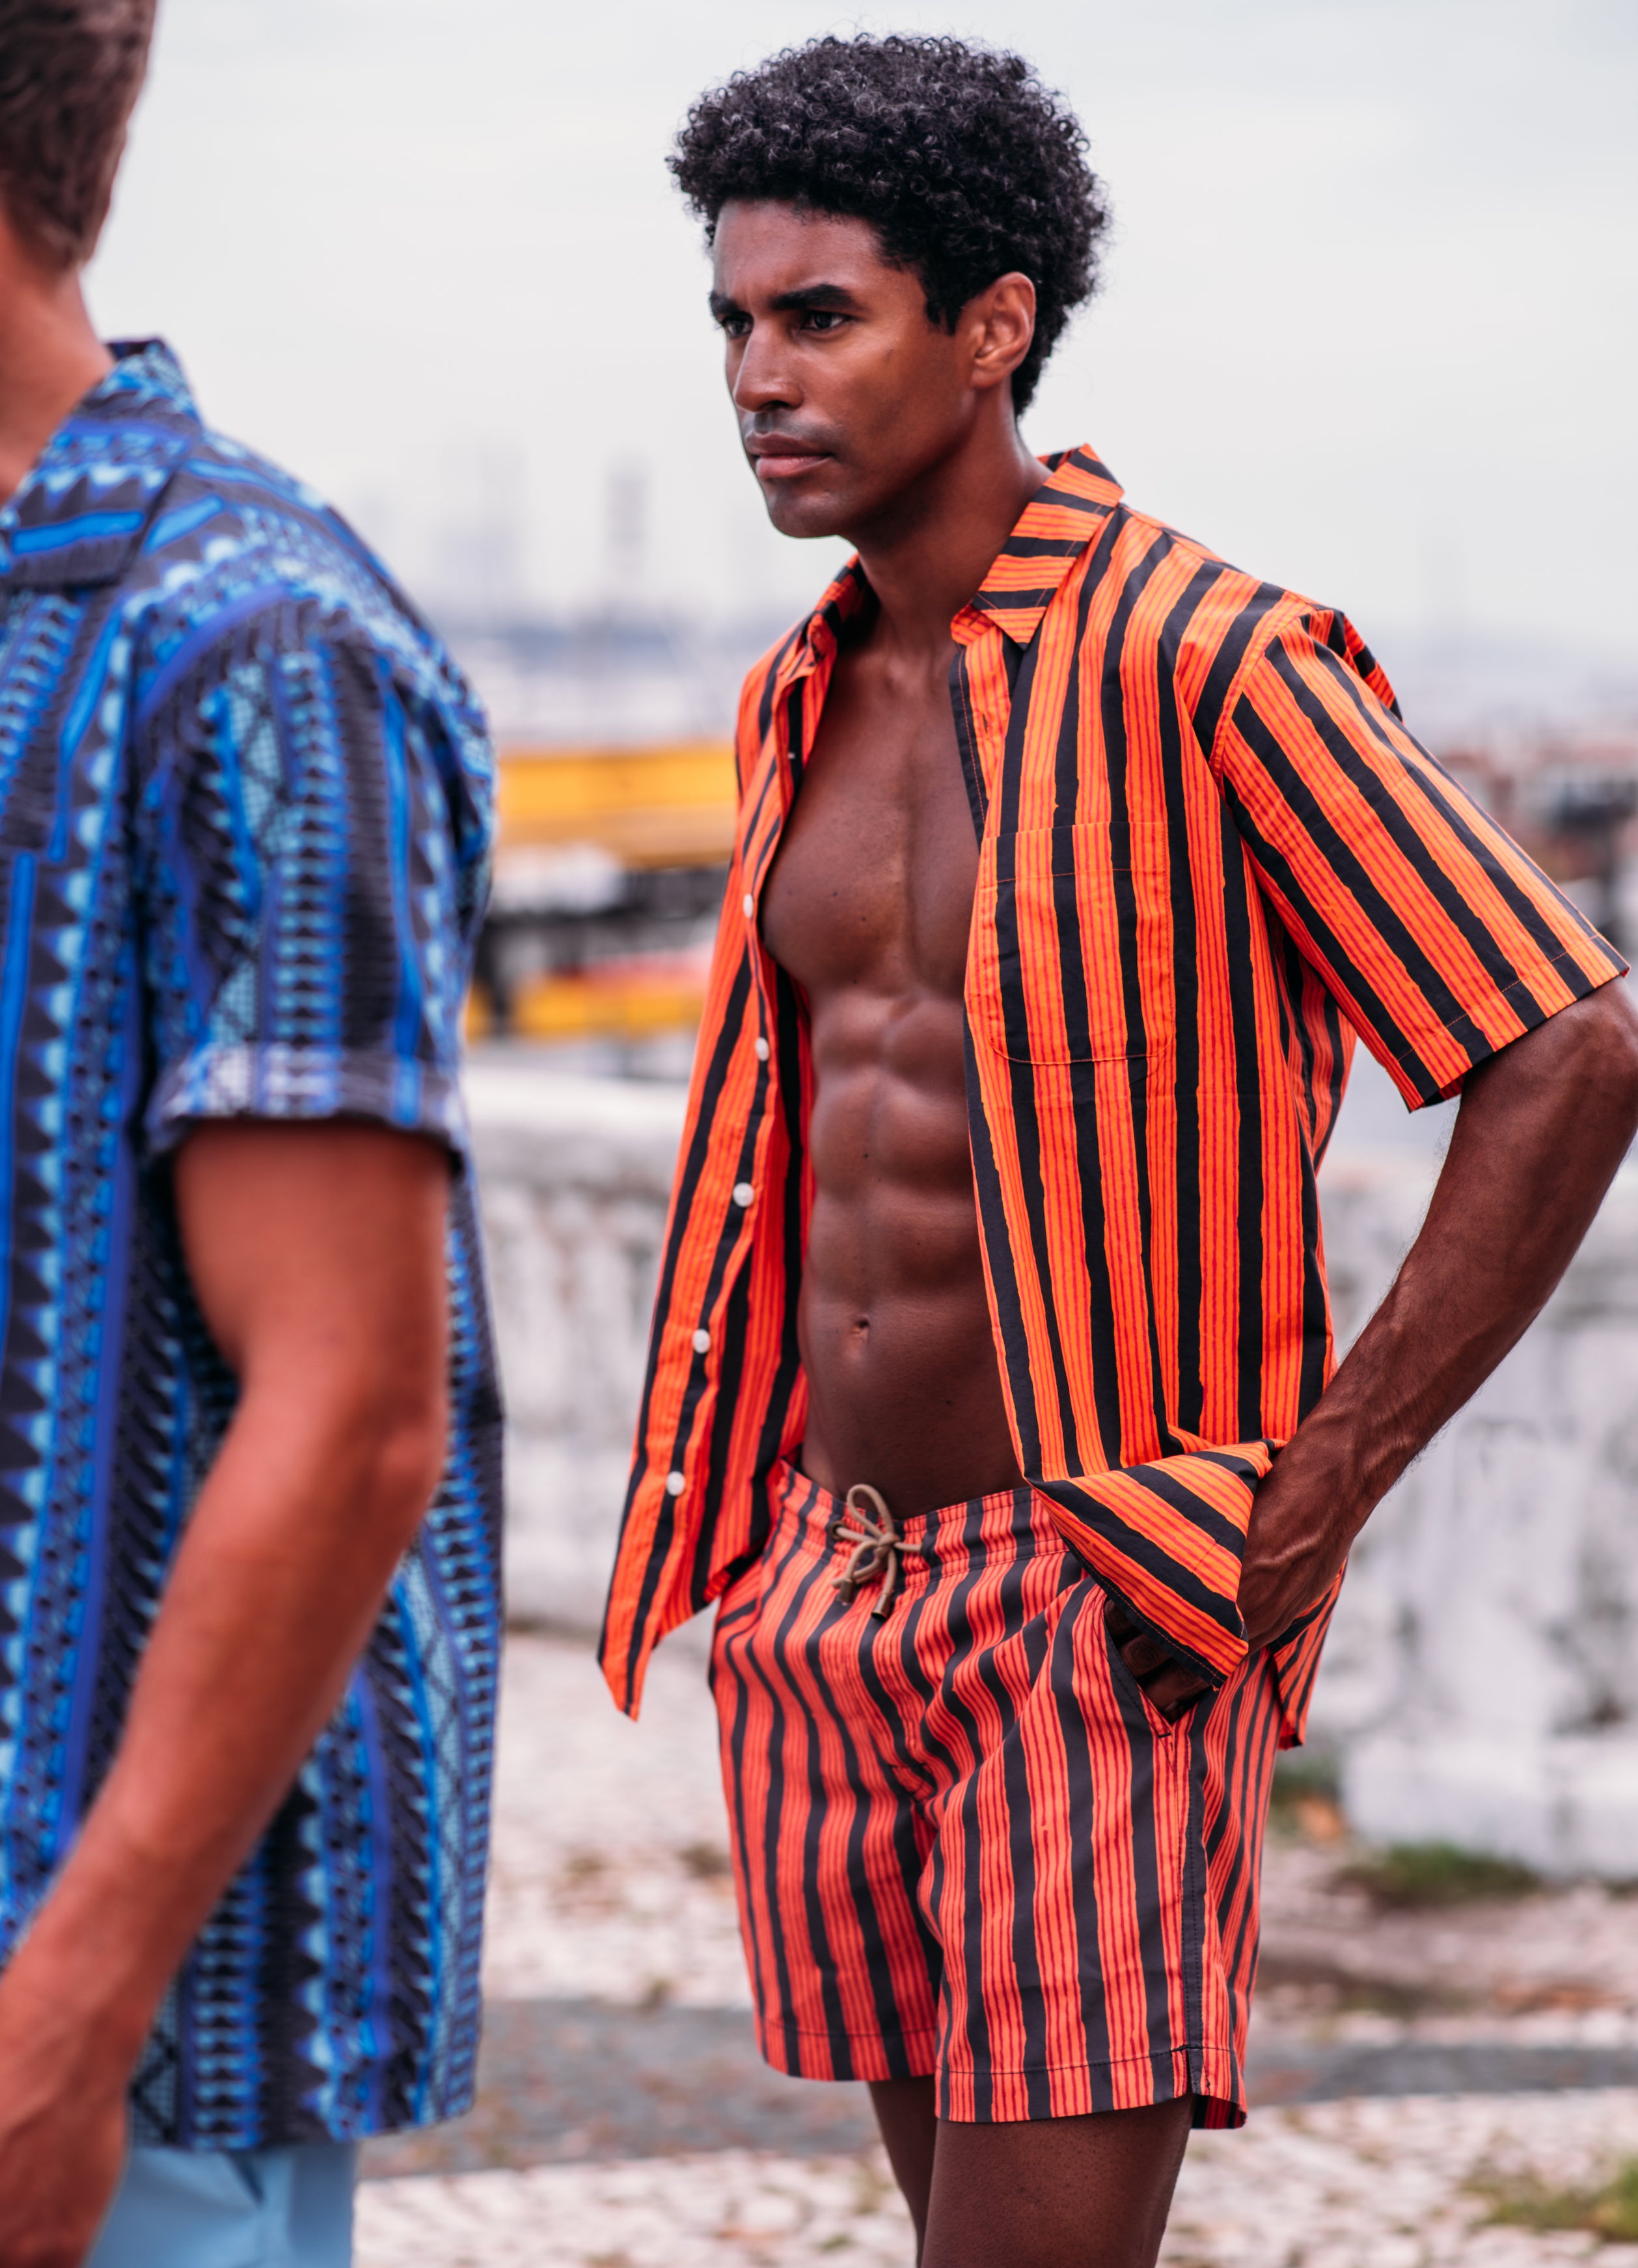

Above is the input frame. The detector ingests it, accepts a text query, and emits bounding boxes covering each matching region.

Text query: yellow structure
[497,741,736,868]
[499,960,713,1044]
[476,741,736,1043]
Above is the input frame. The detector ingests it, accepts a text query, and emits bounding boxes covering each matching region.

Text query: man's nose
[731,321,799,414]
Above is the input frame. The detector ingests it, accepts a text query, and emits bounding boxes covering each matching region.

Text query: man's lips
[745,437,832,480]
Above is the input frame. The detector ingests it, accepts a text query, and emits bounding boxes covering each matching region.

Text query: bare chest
[761,647,978,1005]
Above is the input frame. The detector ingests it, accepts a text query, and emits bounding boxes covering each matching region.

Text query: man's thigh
[86,2141,357,2268]
[923,2098,1194,2268]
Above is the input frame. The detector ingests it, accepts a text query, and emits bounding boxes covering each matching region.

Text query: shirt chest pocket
[968,820,1179,1065]
[0,595,86,855]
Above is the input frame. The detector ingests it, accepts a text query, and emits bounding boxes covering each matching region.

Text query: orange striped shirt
[600,446,1623,1714]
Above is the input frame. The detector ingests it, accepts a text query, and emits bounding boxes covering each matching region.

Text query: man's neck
[0,224,112,508]
[847,407,1048,663]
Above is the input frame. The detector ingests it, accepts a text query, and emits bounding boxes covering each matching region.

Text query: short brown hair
[0,1,156,266]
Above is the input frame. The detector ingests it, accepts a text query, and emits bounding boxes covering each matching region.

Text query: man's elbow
[355,1379,450,1546]
[1577,980,1638,1132]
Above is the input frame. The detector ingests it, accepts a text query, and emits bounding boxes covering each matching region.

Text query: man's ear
[966,272,1037,396]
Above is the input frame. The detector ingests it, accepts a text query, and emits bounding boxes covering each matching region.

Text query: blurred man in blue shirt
[0,6,502,2261]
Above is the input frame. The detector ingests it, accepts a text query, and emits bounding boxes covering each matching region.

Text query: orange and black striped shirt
[600,445,1624,1715]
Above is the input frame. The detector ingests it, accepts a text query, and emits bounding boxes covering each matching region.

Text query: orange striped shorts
[709,1462,1285,2127]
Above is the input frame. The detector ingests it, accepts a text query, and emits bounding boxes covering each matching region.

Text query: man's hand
[0,1950,130,2268]
[1102,1601,1210,1720]
[0,1121,449,2265]
[1110,985,1638,1717]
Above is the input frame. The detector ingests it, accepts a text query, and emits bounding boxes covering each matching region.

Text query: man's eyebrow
[707,282,865,320]
[770,282,863,314]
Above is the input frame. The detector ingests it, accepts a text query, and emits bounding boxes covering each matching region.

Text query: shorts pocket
[228,2150,267,2207]
[711,1551,768,1633]
[708,1496,804,1689]
[1099,1592,1188,1742]
[708,1553,768,1690]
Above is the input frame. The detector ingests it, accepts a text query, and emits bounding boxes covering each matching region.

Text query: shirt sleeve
[1210,607,1626,1106]
[133,605,491,1158]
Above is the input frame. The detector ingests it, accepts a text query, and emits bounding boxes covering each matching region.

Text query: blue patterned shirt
[0,342,501,2148]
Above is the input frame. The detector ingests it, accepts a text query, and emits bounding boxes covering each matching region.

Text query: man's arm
[0,1121,450,2268]
[1119,981,1638,1715]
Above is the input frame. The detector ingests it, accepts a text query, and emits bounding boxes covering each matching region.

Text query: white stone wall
[1314,1152,1638,1875]
[467,1058,1638,1874]
[465,1061,686,1637]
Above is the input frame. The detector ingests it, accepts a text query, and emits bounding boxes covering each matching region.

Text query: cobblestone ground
[357,1635,1638,2264]
[1163,2093,1638,2266]
[478,1624,748,2010]
[358,2096,1638,2267]
[358,2147,913,2267]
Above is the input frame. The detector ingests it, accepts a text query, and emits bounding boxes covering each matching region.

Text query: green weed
[1268,1751,1348,1842]
[1335,1840,1540,1909]
[1473,2158,1638,2241]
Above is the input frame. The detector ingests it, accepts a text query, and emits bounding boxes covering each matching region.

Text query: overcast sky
[87,0,1635,662]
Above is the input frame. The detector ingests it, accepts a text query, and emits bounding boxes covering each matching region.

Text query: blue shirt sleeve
[133,602,493,1158]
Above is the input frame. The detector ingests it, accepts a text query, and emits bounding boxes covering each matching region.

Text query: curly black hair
[669,34,1108,413]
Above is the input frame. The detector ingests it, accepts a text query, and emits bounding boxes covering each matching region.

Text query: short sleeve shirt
[601,446,1624,1730]
[0,342,502,2148]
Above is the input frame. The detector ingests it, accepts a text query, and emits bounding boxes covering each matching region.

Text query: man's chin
[761,491,853,542]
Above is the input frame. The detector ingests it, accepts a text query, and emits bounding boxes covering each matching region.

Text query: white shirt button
[665,1469,686,1496]
[732,1181,755,1208]
[754,1037,769,1061]
[743,893,755,918]
[692,1328,711,1354]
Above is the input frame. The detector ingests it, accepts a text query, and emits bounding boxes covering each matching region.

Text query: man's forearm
[1238,983,1638,1649]
[8,1378,444,2066]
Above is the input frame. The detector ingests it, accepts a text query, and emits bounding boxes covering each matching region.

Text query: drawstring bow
[830,1482,903,1619]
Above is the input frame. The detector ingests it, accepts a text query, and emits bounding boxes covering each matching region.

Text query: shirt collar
[965,444,1123,645]
[789,554,871,677]
[784,444,1124,681]
[0,338,202,590]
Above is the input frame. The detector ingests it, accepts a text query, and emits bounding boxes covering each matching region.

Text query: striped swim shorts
[709,1460,1287,2128]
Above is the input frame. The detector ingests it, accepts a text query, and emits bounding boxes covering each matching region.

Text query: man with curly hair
[0,7,500,2263]
[602,33,1638,2265]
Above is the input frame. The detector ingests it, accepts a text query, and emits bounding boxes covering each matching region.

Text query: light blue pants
[87,2142,357,2267]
